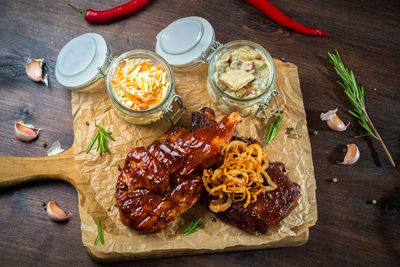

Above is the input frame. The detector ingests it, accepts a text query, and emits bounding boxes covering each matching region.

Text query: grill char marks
[116,109,242,232]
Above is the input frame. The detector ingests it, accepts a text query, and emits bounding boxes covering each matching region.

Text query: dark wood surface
[1,0,399,266]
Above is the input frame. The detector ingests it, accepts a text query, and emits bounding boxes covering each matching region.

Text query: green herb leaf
[86,124,115,156]
[86,131,99,153]
[181,218,204,236]
[96,124,115,141]
[265,114,284,145]
[96,134,100,152]
[95,217,104,245]
[94,233,101,246]
[181,220,194,236]
[99,134,104,156]
[355,133,370,138]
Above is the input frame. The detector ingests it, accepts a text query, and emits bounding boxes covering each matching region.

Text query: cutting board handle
[0,147,78,188]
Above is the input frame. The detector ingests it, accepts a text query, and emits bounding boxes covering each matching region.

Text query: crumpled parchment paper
[70,59,317,261]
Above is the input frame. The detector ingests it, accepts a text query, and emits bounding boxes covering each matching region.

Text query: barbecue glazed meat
[191,107,216,132]
[116,110,242,232]
[205,163,300,234]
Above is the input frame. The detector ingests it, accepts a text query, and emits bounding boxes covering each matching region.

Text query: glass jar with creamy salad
[55,33,185,125]
[155,17,279,119]
[207,41,277,118]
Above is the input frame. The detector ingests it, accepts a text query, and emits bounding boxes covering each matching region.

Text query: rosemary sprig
[265,113,284,145]
[94,232,101,246]
[328,50,395,167]
[86,124,115,156]
[181,218,204,236]
[94,217,104,246]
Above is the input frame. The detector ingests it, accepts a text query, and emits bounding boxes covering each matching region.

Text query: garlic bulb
[320,108,349,131]
[340,144,360,165]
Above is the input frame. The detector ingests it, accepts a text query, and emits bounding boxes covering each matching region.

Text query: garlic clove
[26,58,48,86]
[340,144,360,165]
[321,108,349,131]
[14,120,40,142]
[26,59,43,81]
[327,114,349,131]
[46,201,68,222]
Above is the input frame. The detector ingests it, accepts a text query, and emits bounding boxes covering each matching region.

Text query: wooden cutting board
[0,149,309,261]
[0,61,316,262]
[0,146,77,187]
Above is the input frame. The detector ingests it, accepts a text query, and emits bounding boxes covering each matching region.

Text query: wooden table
[1,0,399,265]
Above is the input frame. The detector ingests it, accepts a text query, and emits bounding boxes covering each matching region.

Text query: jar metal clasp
[91,52,115,84]
[162,95,186,126]
[256,89,280,121]
[197,40,222,64]
[97,52,115,78]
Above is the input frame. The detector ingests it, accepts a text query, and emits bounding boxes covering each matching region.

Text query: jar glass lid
[55,33,108,89]
[156,17,215,70]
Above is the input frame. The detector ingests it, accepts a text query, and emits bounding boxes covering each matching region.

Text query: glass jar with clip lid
[55,33,185,125]
[155,17,279,120]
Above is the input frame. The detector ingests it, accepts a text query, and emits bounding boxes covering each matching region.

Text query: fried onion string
[202,141,277,213]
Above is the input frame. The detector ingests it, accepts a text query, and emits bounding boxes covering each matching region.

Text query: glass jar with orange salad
[106,50,185,125]
[55,33,185,125]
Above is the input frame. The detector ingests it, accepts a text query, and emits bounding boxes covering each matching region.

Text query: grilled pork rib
[116,110,241,232]
[205,163,300,234]
[199,129,301,234]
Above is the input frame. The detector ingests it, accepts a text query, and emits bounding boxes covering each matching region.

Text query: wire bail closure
[162,95,186,126]
[256,89,279,121]
[197,40,222,64]
[97,52,115,78]
[90,51,115,86]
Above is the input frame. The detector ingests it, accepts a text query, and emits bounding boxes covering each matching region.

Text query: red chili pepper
[69,0,149,24]
[244,0,329,36]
